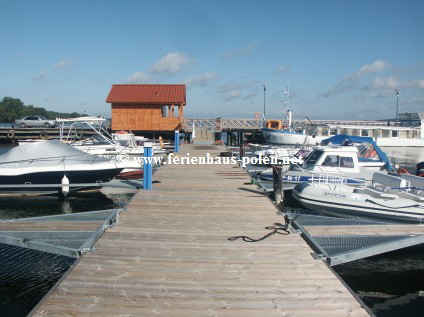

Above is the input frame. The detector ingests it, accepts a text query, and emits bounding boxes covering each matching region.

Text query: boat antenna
[283,85,291,129]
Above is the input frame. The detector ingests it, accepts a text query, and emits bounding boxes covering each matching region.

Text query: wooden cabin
[106,84,186,131]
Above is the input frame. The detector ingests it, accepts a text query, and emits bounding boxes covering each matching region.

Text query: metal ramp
[287,213,424,266]
[0,209,121,258]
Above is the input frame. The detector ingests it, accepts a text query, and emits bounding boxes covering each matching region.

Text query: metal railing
[181,118,392,132]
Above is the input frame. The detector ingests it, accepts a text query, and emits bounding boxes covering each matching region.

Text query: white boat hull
[262,129,324,145]
[293,182,424,223]
[375,138,424,147]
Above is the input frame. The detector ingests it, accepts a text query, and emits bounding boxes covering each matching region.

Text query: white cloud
[224,90,241,101]
[34,70,48,80]
[346,60,388,81]
[409,79,424,89]
[363,76,424,96]
[184,73,217,87]
[323,60,388,97]
[222,42,258,59]
[125,71,150,84]
[274,65,290,74]
[367,76,399,90]
[54,58,72,70]
[151,52,192,74]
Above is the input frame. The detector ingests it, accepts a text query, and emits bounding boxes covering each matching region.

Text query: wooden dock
[32,144,370,317]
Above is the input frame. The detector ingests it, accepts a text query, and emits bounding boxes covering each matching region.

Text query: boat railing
[309,171,367,190]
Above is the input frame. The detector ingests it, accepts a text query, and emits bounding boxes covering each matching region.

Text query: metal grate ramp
[287,213,424,266]
[0,209,121,258]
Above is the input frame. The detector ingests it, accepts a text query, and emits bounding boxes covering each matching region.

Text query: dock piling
[143,142,152,190]
[272,165,284,206]
[174,130,180,152]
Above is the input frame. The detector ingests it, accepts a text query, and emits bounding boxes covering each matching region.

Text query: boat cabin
[302,146,361,174]
[265,120,283,130]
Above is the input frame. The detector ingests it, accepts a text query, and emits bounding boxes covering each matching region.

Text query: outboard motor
[417,161,424,176]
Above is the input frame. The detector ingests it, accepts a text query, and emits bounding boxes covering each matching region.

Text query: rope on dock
[228,222,290,242]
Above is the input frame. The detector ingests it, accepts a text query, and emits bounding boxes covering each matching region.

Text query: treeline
[0,97,82,122]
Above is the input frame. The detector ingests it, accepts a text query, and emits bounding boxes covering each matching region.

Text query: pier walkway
[33,144,369,317]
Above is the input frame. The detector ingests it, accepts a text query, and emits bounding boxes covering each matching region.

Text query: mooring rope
[228,222,290,242]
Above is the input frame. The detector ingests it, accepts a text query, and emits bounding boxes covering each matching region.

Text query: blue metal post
[174,130,180,153]
[143,142,152,190]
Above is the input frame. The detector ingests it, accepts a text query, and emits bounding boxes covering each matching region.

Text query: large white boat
[263,112,424,147]
[0,140,139,195]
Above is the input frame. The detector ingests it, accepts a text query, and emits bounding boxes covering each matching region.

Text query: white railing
[181,118,391,132]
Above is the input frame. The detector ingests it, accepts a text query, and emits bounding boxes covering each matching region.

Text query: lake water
[0,144,424,316]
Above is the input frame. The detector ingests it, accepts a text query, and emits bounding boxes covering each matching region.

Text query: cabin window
[329,128,337,136]
[391,130,399,138]
[361,130,369,137]
[305,150,323,165]
[161,106,168,117]
[322,155,340,167]
[340,157,354,168]
[357,143,379,160]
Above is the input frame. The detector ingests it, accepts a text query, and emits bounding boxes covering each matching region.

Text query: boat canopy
[0,140,110,167]
[321,134,393,170]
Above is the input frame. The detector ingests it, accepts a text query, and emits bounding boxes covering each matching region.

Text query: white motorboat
[0,140,140,195]
[57,117,147,158]
[258,135,393,190]
[292,172,424,223]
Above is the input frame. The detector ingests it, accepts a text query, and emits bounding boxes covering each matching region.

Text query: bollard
[272,165,284,205]
[174,130,180,153]
[239,143,245,159]
[143,142,153,190]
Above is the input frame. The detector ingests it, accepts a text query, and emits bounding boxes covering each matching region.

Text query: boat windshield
[304,150,323,166]
[356,143,380,161]
[71,135,111,146]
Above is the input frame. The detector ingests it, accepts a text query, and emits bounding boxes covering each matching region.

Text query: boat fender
[40,131,48,139]
[7,130,15,139]
[61,175,70,196]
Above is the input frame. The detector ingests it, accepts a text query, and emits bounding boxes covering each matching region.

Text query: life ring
[397,167,409,175]
[7,130,15,139]
[40,131,48,139]
[75,130,84,139]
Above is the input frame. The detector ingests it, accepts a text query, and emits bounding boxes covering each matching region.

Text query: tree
[0,97,83,122]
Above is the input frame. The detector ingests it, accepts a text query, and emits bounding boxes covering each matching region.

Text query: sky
[0,0,423,120]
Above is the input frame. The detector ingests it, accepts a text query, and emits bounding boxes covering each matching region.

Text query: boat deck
[32,144,370,317]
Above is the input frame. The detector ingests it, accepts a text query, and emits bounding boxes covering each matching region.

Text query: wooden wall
[111,104,183,131]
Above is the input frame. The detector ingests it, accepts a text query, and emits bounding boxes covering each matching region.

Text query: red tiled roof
[106,84,186,104]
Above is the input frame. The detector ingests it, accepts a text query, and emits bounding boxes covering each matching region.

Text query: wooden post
[143,142,153,190]
[273,165,284,205]
[239,143,245,159]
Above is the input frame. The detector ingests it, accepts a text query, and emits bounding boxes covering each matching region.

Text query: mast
[284,85,291,130]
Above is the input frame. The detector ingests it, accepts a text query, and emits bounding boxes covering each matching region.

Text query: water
[0,144,136,316]
[335,246,424,317]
